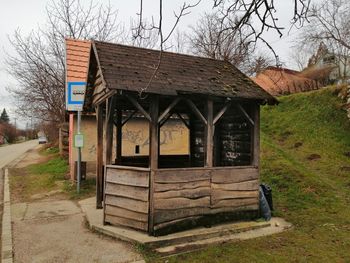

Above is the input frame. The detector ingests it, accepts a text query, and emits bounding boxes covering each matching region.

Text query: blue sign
[66,82,86,111]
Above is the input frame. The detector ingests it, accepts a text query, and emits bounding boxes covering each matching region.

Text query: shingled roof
[92,41,277,104]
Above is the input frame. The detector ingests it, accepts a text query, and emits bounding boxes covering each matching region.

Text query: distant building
[308,42,350,83]
[252,66,319,96]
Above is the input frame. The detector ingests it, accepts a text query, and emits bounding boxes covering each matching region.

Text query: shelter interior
[94,91,260,236]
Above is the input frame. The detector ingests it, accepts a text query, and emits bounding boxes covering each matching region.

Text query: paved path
[6,144,143,263]
[0,140,38,169]
[1,140,38,262]
[11,200,142,263]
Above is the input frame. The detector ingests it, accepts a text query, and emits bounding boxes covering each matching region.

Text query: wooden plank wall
[153,167,259,231]
[104,166,150,231]
[211,167,259,213]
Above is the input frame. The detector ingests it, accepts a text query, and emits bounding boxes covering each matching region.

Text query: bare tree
[189,12,251,63]
[288,44,313,71]
[212,0,311,57]
[132,0,311,93]
[188,12,273,75]
[6,0,122,131]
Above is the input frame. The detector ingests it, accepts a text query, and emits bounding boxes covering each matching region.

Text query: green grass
[63,177,96,200]
[10,153,68,202]
[160,86,350,262]
[10,146,95,201]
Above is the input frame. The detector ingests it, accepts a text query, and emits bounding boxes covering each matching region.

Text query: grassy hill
[166,86,350,262]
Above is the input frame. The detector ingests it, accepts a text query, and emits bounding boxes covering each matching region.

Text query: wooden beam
[121,110,137,127]
[125,94,151,121]
[175,112,190,129]
[252,104,260,167]
[213,101,231,125]
[237,103,254,126]
[158,97,181,123]
[105,97,115,165]
[185,98,207,125]
[159,112,173,128]
[148,95,159,235]
[96,104,104,209]
[205,98,214,167]
[116,109,122,164]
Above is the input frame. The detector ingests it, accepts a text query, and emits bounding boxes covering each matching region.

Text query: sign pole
[77,110,81,194]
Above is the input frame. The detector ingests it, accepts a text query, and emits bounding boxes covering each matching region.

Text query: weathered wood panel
[154,187,210,200]
[210,204,259,214]
[155,169,210,183]
[105,195,148,214]
[105,205,148,222]
[211,179,258,191]
[211,167,258,183]
[154,207,210,224]
[155,180,209,192]
[211,197,258,208]
[152,167,259,233]
[105,214,148,231]
[212,190,259,203]
[154,196,210,210]
[105,168,149,187]
[105,183,149,201]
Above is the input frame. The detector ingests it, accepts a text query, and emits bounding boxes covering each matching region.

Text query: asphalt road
[0,140,38,169]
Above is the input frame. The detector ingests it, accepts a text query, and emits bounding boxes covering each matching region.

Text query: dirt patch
[343,152,350,158]
[279,131,293,142]
[294,142,303,148]
[307,154,321,161]
[339,166,350,172]
[15,147,48,168]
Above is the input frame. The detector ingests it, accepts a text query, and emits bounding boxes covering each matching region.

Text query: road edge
[1,169,13,263]
[1,142,38,263]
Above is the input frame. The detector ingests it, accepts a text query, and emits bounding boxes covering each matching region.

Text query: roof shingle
[93,41,277,104]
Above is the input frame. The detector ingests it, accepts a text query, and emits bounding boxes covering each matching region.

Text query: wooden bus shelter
[75,40,277,236]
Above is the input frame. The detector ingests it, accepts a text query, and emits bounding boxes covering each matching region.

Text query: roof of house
[65,39,91,83]
[92,41,277,104]
[252,67,319,96]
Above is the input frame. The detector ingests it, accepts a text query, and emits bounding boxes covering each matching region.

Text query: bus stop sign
[66,82,86,111]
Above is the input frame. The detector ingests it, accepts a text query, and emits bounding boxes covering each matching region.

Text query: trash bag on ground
[259,186,271,221]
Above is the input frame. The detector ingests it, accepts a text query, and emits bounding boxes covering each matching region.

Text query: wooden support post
[116,109,122,164]
[105,97,115,165]
[213,101,231,125]
[96,104,104,209]
[148,95,159,235]
[237,103,254,126]
[158,97,180,123]
[185,98,207,125]
[175,112,190,129]
[205,98,214,167]
[125,94,151,121]
[252,104,260,167]
[121,110,137,127]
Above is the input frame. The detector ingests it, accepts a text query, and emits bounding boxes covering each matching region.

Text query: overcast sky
[0,0,309,127]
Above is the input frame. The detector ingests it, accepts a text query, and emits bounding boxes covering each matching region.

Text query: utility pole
[77,111,81,194]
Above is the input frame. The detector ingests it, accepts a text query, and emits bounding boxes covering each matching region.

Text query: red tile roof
[65,39,91,83]
[252,67,319,96]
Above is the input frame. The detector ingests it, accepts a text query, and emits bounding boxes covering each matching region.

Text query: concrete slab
[79,197,292,255]
[11,203,27,221]
[12,200,81,221]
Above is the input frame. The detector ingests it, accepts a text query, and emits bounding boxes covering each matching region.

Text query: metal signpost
[66,82,86,194]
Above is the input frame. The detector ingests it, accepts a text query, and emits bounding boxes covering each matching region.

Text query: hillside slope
[168,86,350,262]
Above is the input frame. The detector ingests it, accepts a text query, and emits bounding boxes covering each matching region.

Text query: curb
[1,169,13,263]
